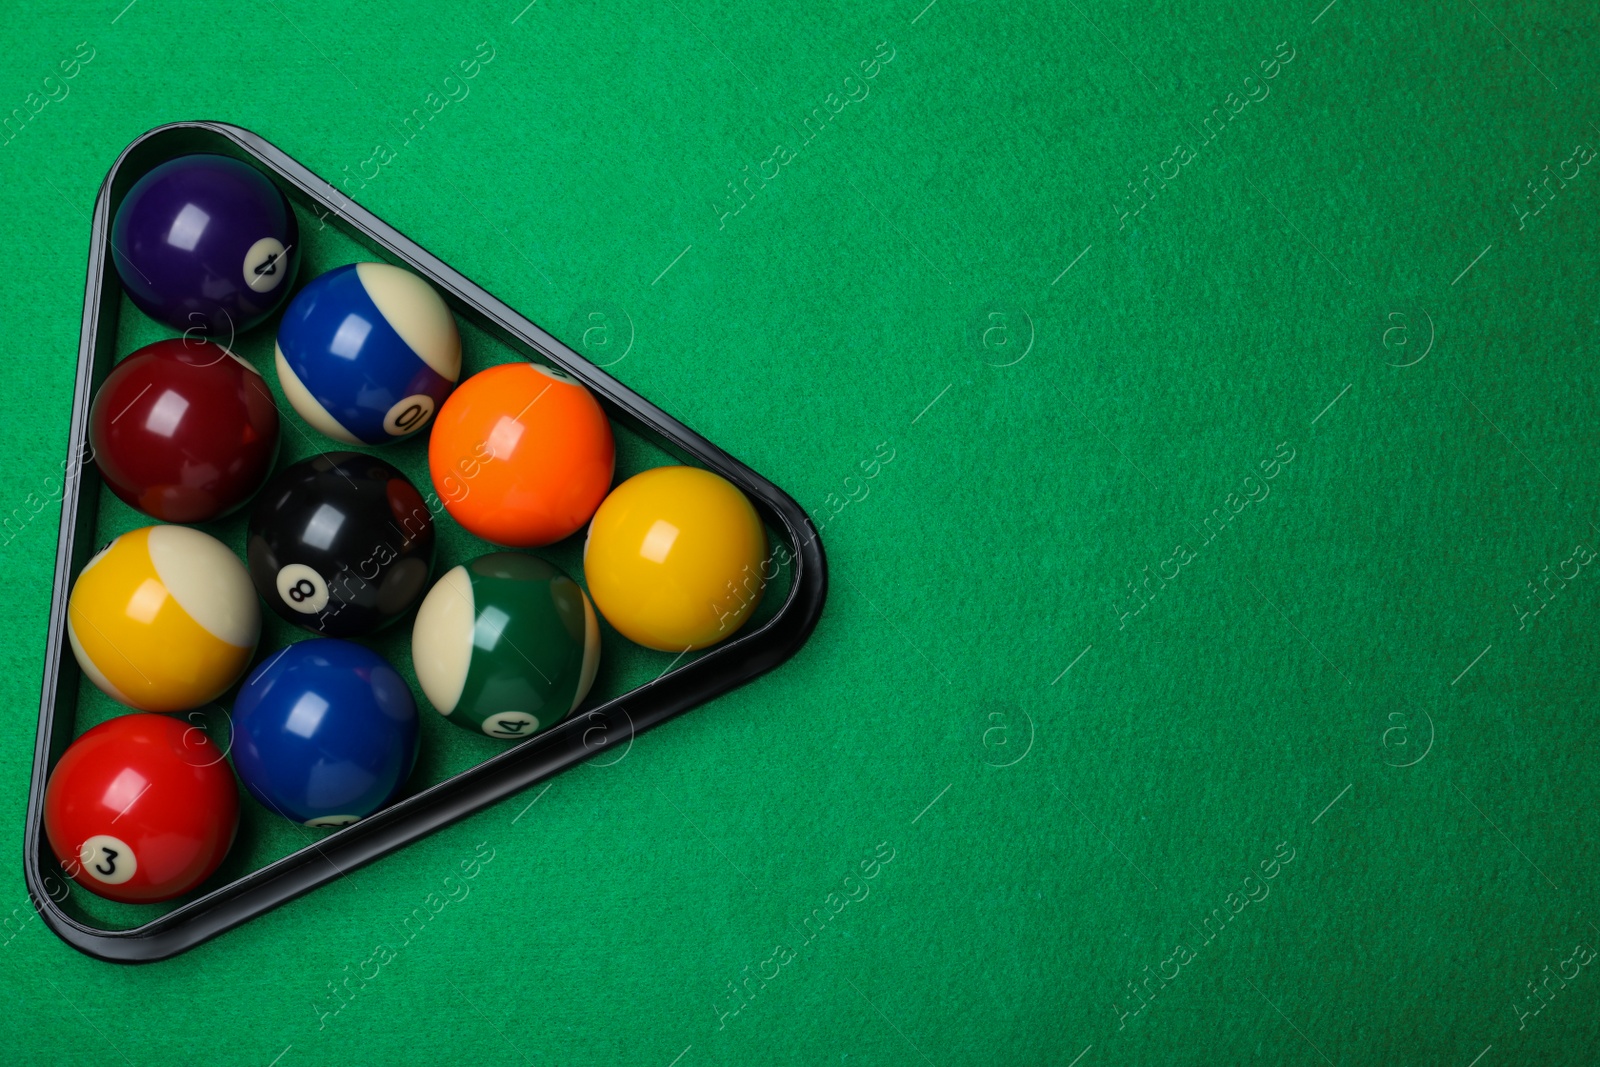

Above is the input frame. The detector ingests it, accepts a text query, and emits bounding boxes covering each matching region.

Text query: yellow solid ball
[583,466,767,651]
[67,525,260,712]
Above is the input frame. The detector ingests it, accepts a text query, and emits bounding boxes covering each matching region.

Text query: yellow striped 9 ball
[68,525,260,712]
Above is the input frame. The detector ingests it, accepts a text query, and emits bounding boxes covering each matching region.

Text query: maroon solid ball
[90,339,280,522]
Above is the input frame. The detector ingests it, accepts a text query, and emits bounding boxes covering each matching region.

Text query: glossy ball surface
[44,713,239,903]
[247,452,435,638]
[231,639,420,827]
[275,263,461,445]
[412,552,600,740]
[428,362,614,547]
[111,153,299,335]
[68,525,260,712]
[584,466,768,651]
[89,338,280,522]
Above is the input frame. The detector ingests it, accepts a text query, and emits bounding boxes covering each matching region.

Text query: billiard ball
[428,362,614,547]
[44,713,239,903]
[412,552,600,739]
[68,525,260,712]
[231,639,420,826]
[111,153,299,335]
[247,452,434,637]
[584,466,768,651]
[274,263,461,445]
[88,338,280,523]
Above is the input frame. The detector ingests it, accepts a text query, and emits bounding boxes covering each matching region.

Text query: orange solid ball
[428,363,615,547]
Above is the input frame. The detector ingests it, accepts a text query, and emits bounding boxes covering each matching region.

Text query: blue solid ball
[274,262,462,445]
[231,639,420,827]
[111,153,300,335]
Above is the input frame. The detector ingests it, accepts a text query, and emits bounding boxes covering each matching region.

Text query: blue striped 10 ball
[274,262,462,445]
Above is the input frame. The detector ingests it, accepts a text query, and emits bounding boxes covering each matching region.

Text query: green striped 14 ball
[411,553,600,739]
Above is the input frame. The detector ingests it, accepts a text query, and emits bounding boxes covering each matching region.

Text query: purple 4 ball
[111,154,301,336]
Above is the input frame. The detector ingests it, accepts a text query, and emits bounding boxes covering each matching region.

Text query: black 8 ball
[248,452,435,637]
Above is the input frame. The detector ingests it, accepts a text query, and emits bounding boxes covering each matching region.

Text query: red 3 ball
[44,713,239,903]
[89,338,280,523]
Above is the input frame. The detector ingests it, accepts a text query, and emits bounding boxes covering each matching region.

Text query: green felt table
[3,0,1599,1063]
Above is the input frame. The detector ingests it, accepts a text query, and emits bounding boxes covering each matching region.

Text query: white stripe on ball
[354,262,461,382]
[412,565,476,715]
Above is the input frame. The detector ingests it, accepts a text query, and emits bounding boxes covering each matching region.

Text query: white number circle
[277,564,330,614]
[79,834,136,885]
[531,363,580,385]
[243,237,290,293]
[383,394,436,436]
[483,712,540,739]
[306,814,360,828]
